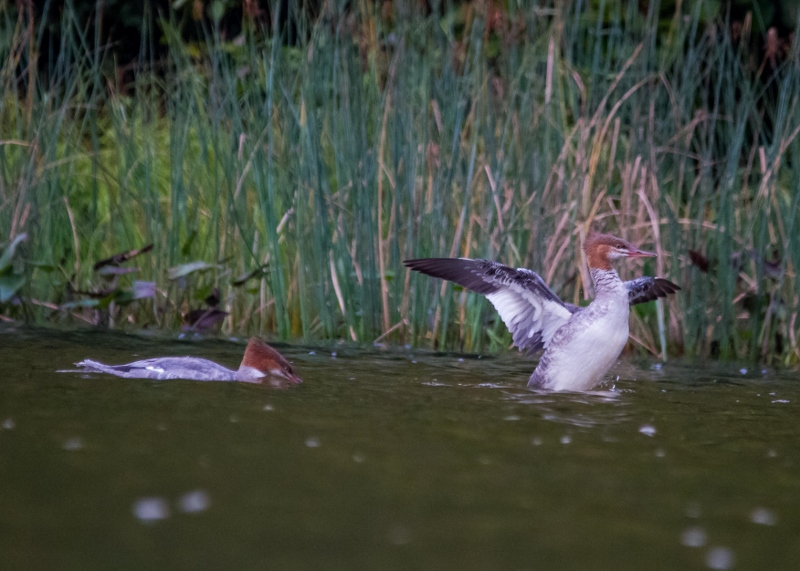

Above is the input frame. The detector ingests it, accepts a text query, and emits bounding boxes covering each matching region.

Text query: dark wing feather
[625,277,681,305]
[404,258,575,352]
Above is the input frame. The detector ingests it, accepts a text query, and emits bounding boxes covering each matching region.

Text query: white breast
[536,300,630,391]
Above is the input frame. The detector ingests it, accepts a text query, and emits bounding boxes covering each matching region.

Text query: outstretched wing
[404,258,576,352]
[625,277,681,305]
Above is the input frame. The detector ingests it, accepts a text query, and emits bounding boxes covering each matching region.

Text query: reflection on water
[1,326,799,570]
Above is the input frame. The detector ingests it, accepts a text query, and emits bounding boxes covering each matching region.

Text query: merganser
[74,337,301,384]
[405,233,680,391]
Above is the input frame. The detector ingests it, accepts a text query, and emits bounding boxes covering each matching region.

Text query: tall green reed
[1,1,798,364]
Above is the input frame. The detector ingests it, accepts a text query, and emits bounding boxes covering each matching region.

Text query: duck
[74,337,301,384]
[404,232,680,391]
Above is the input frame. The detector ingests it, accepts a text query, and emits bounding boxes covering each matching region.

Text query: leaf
[93,244,153,271]
[97,266,140,276]
[232,264,268,286]
[0,273,25,303]
[168,261,220,280]
[60,298,102,309]
[131,281,156,300]
[27,261,57,272]
[181,230,197,257]
[0,233,27,274]
[184,308,228,330]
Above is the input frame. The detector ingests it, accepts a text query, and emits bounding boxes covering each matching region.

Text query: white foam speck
[685,503,702,518]
[178,490,210,514]
[639,424,657,437]
[531,437,543,446]
[560,435,571,445]
[705,547,735,570]
[133,497,170,523]
[772,399,790,404]
[3,418,15,430]
[387,525,411,545]
[739,368,747,374]
[305,437,320,448]
[263,404,274,411]
[62,437,84,451]
[504,415,520,421]
[750,507,777,526]
[352,452,365,463]
[681,526,706,547]
[655,448,666,458]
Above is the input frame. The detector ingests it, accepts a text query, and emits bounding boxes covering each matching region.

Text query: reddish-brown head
[583,232,656,270]
[240,337,302,384]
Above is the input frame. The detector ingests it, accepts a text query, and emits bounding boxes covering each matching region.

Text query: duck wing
[405,258,575,352]
[625,277,681,305]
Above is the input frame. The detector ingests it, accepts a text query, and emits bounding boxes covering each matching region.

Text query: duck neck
[590,267,625,298]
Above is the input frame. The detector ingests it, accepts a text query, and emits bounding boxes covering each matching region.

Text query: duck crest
[240,337,289,372]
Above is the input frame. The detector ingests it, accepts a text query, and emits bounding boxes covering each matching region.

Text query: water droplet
[686,503,702,518]
[132,497,170,523]
[308,351,316,355]
[457,358,464,363]
[387,525,411,545]
[739,368,747,375]
[2,418,15,430]
[331,352,337,358]
[681,526,706,547]
[639,425,657,437]
[62,437,83,451]
[178,490,210,514]
[560,435,571,445]
[263,404,274,411]
[305,437,320,448]
[705,547,735,570]
[750,507,777,526]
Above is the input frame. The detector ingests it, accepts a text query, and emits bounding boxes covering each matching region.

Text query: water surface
[1,327,798,570]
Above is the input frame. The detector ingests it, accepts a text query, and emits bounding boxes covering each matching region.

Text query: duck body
[528,269,631,391]
[75,356,257,382]
[405,233,680,392]
[74,337,301,384]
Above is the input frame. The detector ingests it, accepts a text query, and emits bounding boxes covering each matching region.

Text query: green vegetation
[1,2,799,364]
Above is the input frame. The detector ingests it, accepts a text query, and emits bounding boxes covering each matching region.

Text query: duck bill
[627,247,656,258]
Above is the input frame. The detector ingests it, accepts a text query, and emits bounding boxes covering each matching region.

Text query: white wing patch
[486,284,573,352]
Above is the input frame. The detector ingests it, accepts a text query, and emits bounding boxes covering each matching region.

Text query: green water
[1,327,798,570]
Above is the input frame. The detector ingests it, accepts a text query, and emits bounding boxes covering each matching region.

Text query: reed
[1,1,798,364]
